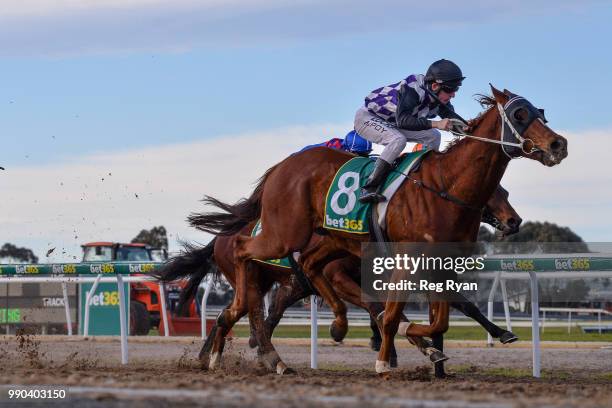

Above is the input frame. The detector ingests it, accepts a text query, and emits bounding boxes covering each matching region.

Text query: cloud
[0,0,600,56]
[0,123,349,262]
[1,124,608,263]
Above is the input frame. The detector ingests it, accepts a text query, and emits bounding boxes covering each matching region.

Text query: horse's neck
[437,110,509,208]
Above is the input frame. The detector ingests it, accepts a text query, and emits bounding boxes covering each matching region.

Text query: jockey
[356,59,465,203]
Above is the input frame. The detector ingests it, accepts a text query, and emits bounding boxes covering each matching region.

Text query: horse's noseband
[500,96,548,158]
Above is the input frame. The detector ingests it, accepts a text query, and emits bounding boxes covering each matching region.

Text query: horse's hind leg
[200,298,248,370]
[205,261,263,369]
[234,228,311,315]
[248,286,294,375]
[250,280,311,349]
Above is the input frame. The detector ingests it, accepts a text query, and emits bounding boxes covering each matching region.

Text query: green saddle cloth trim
[250,219,293,269]
[323,149,429,234]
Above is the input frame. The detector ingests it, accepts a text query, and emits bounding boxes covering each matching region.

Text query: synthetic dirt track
[0,335,611,407]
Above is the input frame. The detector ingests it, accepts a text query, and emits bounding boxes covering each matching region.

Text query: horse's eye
[513,107,528,122]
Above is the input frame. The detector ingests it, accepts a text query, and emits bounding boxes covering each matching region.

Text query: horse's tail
[153,239,219,315]
[187,163,278,236]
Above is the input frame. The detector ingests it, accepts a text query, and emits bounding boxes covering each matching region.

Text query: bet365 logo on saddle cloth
[251,219,293,268]
[323,150,429,234]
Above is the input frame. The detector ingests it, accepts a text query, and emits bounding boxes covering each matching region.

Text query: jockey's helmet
[425,59,465,91]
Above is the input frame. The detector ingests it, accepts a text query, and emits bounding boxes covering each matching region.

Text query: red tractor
[82,242,203,335]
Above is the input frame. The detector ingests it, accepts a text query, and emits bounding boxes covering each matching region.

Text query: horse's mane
[441,93,496,154]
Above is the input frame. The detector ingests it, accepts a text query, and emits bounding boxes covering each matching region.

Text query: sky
[1,0,611,262]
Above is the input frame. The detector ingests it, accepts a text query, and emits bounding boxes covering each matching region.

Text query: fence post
[61,282,72,336]
[487,272,501,346]
[84,274,102,337]
[598,311,602,334]
[529,271,541,378]
[116,274,128,365]
[500,278,512,331]
[310,295,318,369]
[201,280,213,340]
[158,282,169,336]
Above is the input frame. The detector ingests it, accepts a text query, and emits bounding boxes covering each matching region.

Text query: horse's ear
[503,88,517,98]
[489,83,508,104]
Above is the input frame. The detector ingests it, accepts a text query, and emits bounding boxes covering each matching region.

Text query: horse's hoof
[499,331,518,344]
[276,362,296,375]
[429,350,449,364]
[248,335,258,349]
[329,321,348,343]
[375,359,392,376]
[378,371,392,380]
[369,337,382,352]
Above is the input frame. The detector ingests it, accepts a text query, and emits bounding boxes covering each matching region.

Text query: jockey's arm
[396,86,433,131]
[438,101,456,119]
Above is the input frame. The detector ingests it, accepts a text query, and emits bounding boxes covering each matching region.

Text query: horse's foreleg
[401,301,450,338]
[299,246,349,342]
[377,300,403,377]
[324,265,400,367]
[450,296,518,344]
[267,282,311,336]
[430,302,446,378]
[306,272,348,342]
[369,316,382,351]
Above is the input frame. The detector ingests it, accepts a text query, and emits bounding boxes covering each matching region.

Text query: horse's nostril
[550,139,563,152]
[507,218,522,229]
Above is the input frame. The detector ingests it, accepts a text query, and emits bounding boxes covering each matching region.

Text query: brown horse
[205,86,567,376]
[154,184,519,373]
[256,184,522,354]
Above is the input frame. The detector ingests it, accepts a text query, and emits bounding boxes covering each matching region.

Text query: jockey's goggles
[440,84,460,93]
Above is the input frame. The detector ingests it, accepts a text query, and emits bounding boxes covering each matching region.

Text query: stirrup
[359,188,386,203]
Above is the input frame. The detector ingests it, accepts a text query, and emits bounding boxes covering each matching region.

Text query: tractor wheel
[130,301,151,336]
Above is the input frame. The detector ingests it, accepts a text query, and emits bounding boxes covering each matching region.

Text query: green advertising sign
[78,281,130,335]
[481,256,612,272]
[0,308,21,323]
[0,262,161,276]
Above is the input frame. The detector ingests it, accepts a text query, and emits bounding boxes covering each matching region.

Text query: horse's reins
[402,155,483,211]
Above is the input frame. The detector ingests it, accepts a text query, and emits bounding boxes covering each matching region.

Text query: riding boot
[359,158,392,203]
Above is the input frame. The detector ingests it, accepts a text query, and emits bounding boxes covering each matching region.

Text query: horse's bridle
[397,95,548,212]
[448,95,548,159]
